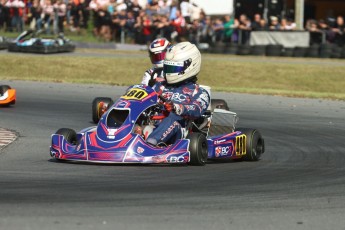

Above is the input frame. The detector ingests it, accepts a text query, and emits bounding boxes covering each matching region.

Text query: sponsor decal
[107,128,118,139]
[167,155,187,163]
[214,139,226,144]
[215,146,232,157]
[162,121,179,140]
[137,146,144,154]
[171,93,188,102]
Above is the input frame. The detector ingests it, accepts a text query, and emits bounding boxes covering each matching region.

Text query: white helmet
[149,38,171,68]
[163,42,201,85]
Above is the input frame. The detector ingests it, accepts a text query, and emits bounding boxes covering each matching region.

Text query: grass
[1,49,345,100]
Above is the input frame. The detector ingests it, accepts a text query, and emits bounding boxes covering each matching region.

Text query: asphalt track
[1,80,345,230]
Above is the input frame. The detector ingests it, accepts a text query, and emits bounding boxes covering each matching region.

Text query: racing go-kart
[51,85,265,165]
[8,30,75,54]
[0,85,16,106]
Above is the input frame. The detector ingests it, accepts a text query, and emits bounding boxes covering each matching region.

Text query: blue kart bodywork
[50,85,265,165]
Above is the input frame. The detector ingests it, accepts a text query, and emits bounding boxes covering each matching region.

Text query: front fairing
[96,85,159,142]
[51,130,190,163]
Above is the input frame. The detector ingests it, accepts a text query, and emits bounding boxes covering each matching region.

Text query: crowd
[1,0,345,47]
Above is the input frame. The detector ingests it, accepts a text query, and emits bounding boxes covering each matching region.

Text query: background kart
[0,36,8,50]
[51,85,264,165]
[91,90,230,124]
[7,30,75,54]
[0,85,16,106]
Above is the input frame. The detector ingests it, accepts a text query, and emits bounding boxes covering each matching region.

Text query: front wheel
[92,97,114,124]
[236,128,265,161]
[56,128,77,145]
[187,132,208,166]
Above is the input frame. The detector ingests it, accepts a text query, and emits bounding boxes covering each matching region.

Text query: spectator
[6,0,25,32]
[157,0,169,17]
[285,18,296,30]
[251,13,261,31]
[180,0,191,24]
[223,14,237,43]
[238,14,251,44]
[211,17,223,42]
[269,16,280,30]
[54,0,66,33]
[129,0,142,18]
[168,0,177,21]
[255,18,268,31]
[170,9,185,41]
[42,0,54,34]
[332,15,345,46]
[200,15,213,44]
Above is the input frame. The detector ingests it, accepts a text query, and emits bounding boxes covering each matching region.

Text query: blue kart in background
[8,30,75,54]
[50,85,264,165]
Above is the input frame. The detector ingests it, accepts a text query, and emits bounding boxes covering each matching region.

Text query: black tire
[237,45,251,55]
[224,44,238,54]
[306,45,319,58]
[293,47,307,57]
[187,132,208,166]
[56,128,77,144]
[250,45,266,56]
[266,45,283,56]
[0,85,11,96]
[236,128,265,161]
[281,48,294,57]
[92,97,114,124]
[211,99,229,111]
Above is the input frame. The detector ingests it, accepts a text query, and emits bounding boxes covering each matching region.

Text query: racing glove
[164,101,174,112]
[164,101,183,115]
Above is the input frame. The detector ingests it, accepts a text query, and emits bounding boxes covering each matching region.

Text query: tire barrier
[237,45,251,55]
[306,45,320,58]
[281,48,294,57]
[250,45,266,56]
[293,47,308,57]
[266,45,283,56]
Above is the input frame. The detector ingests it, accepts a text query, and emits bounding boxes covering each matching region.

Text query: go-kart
[0,85,16,106]
[91,87,230,124]
[7,30,75,54]
[50,85,264,165]
[0,36,9,50]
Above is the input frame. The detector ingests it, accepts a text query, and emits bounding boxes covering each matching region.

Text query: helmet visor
[150,52,166,64]
[164,65,185,74]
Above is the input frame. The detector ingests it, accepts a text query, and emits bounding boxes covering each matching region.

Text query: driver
[141,38,171,86]
[146,42,210,146]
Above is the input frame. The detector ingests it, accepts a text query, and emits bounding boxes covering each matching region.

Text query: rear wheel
[56,128,77,144]
[187,132,208,166]
[92,97,114,124]
[236,128,265,161]
[211,99,229,111]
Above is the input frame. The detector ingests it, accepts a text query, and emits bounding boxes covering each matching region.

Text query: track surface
[0,80,345,230]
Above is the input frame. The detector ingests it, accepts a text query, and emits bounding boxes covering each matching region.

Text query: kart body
[51,85,264,165]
